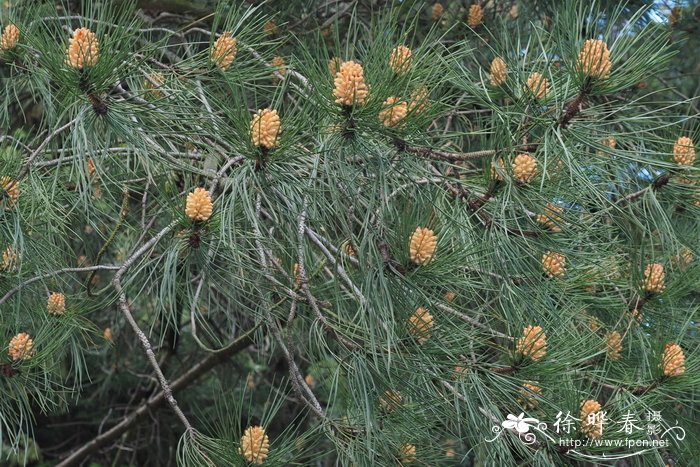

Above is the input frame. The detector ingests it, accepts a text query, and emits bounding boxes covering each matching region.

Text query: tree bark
[56,328,257,467]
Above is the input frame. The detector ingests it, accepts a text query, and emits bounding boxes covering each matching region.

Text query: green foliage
[0,0,699,465]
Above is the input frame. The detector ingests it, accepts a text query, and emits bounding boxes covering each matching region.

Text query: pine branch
[436,304,511,340]
[441,178,540,238]
[296,186,358,349]
[269,315,327,419]
[616,173,671,207]
[0,265,121,307]
[111,229,192,434]
[16,119,77,180]
[394,139,496,162]
[56,327,257,467]
[86,186,130,296]
[557,80,590,129]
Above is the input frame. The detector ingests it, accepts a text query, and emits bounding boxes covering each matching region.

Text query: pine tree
[1,1,698,466]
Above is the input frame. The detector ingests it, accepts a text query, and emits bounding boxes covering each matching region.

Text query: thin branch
[615,173,670,207]
[395,139,496,162]
[0,265,120,307]
[305,227,365,304]
[0,135,32,153]
[112,282,193,432]
[268,316,327,419]
[17,119,77,180]
[56,327,257,467]
[436,304,512,340]
[296,193,357,349]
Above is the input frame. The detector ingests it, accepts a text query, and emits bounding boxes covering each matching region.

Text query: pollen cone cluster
[389,45,412,75]
[292,262,301,285]
[673,247,693,271]
[661,343,685,377]
[380,389,403,412]
[145,72,165,98]
[580,399,603,439]
[577,39,612,79]
[673,136,695,166]
[669,6,682,26]
[490,158,505,181]
[250,108,281,149]
[263,20,278,37]
[8,332,34,361]
[333,60,368,107]
[1,176,19,209]
[604,331,622,360]
[343,241,356,257]
[509,4,520,18]
[408,307,434,344]
[328,57,341,76]
[525,72,549,99]
[642,263,665,294]
[1,24,20,51]
[467,4,484,28]
[409,227,437,265]
[379,96,408,128]
[408,86,429,114]
[399,443,417,465]
[431,3,444,21]
[489,57,507,87]
[519,381,542,409]
[584,310,601,331]
[211,32,237,70]
[454,363,469,377]
[536,203,563,232]
[602,137,616,149]
[86,158,97,178]
[627,308,642,325]
[512,153,538,183]
[597,137,616,156]
[444,439,456,458]
[66,27,99,69]
[239,426,270,465]
[2,247,18,271]
[271,55,286,77]
[516,325,547,361]
[47,292,66,316]
[542,15,552,29]
[185,187,213,221]
[542,251,566,278]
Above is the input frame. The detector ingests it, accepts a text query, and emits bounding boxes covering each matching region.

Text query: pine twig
[87,186,130,296]
[557,77,591,129]
[616,173,671,207]
[394,139,496,162]
[56,327,257,467]
[296,193,357,349]
[16,119,77,180]
[436,304,511,340]
[0,265,121,307]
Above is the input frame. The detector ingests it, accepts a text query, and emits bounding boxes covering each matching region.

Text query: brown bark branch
[394,139,496,162]
[616,173,671,207]
[56,327,257,466]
